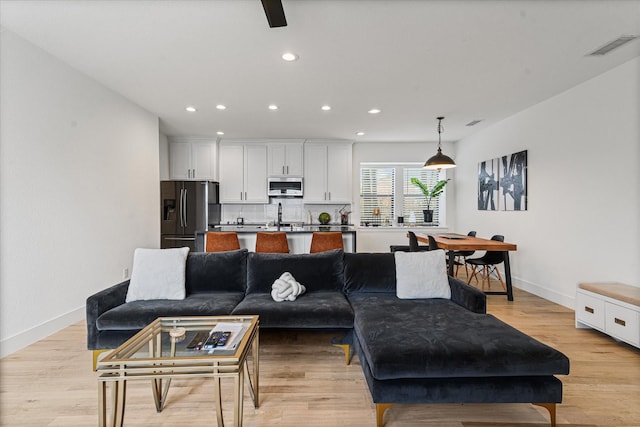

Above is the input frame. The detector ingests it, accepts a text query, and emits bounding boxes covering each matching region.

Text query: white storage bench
[576,282,640,348]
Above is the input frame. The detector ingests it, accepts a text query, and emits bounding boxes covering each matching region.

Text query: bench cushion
[96,292,246,330]
[350,293,569,380]
[232,291,354,329]
[579,282,640,307]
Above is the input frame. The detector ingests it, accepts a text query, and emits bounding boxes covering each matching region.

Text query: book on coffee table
[206,322,246,351]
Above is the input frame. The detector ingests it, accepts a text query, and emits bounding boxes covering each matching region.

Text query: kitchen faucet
[277,202,282,231]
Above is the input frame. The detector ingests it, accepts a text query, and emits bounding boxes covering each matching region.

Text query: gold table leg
[252,329,259,408]
[234,366,245,427]
[214,362,224,427]
[98,380,106,427]
[106,379,127,427]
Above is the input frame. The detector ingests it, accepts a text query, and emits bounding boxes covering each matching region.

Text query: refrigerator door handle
[183,188,188,228]
[179,188,185,228]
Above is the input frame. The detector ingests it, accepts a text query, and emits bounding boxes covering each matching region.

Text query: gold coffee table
[96,316,259,427]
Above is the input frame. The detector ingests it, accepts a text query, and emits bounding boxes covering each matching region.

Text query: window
[359,163,446,225]
[360,167,394,223]
[402,167,443,224]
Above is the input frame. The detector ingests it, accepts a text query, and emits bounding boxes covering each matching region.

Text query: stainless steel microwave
[267,177,303,197]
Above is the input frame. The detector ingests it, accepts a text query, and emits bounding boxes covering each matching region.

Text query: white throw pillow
[271,272,306,302]
[395,250,451,299]
[125,247,190,302]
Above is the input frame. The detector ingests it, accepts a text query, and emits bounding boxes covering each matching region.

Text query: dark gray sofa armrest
[448,276,486,314]
[86,280,129,349]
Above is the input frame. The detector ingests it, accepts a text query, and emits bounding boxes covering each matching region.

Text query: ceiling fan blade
[261,0,287,28]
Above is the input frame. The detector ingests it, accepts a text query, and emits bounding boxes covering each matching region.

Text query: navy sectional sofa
[86,249,569,426]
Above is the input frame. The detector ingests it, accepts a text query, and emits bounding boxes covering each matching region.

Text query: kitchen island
[195,225,356,253]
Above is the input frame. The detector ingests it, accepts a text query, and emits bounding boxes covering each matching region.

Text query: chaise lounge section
[343,252,570,426]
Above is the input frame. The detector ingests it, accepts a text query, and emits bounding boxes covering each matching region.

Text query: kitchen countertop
[208,224,356,233]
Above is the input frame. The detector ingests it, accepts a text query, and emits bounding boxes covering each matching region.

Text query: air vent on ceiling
[587,35,638,56]
[466,120,483,127]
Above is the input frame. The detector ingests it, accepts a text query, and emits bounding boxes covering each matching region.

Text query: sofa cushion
[246,250,344,294]
[344,252,396,294]
[349,293,570,380]
[125,247,189,302]
[185,249,248,294]
[232,291,354,328]
[96,292,246,330]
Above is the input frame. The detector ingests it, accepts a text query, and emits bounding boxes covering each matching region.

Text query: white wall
[159,132,170,180]
[454,57,640,308]
[0,29,161,356]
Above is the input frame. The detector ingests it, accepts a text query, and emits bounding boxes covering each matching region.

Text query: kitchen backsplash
[221,199,351,225]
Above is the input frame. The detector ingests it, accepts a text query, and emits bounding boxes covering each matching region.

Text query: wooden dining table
[412,232,518,301]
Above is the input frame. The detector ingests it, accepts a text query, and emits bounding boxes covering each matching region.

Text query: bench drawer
[576,291,605,330]
[605,302,640,346]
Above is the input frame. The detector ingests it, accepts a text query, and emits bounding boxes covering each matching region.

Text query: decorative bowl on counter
[318,212,331,225]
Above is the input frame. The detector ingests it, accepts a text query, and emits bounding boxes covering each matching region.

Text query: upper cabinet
[219,142,268,203]
[268,142,304,176]
[169,138,217,180]
[303,141,353,204]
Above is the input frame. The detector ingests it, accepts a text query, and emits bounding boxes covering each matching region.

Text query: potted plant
[410,177,450,223]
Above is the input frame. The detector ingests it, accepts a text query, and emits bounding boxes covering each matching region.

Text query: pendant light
[424,116,456,170]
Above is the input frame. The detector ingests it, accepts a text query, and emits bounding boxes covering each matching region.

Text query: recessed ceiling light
[321,105,331,111]
[268,104,279,110]
[368,108,381,114]
[216,104,226,110]
[282,52,299,61]
[216,131,224,135]
[185,106,197,112]
[356,131,365,136]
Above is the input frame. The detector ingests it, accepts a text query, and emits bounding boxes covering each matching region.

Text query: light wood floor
[1,285,639,426]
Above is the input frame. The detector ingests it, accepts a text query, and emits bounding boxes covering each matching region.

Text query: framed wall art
[499,150,527,211]
[477,158,500,211]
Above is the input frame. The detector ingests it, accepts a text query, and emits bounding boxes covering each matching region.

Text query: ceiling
[1,0,639,143]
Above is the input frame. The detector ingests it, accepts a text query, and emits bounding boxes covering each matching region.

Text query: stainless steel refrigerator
[161,181,221,250]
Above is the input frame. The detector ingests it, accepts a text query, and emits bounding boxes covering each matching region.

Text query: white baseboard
[0,306,85,358]
[512,275,575,309]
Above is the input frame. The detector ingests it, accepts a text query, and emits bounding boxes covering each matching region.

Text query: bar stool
[205,232,241,252]
[466,235,506,290]
[255,232,289,253]
[309,232,344,253]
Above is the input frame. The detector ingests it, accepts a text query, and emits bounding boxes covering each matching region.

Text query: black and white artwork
[499,150,527,211]
[477,158,499,211]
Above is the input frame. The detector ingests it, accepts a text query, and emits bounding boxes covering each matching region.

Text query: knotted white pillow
[271,272,306,302]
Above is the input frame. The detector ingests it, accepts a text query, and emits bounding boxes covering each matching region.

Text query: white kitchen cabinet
[268,143,304,176]
[219,143,268,203]
[169,138,217,180]
[303,141,352,203]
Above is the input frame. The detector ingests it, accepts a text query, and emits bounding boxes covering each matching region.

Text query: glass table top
[99,316,259,366]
